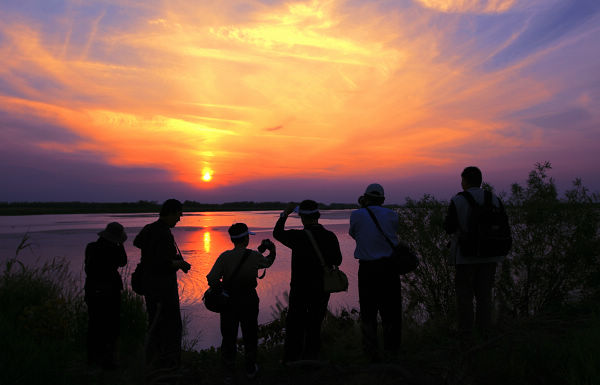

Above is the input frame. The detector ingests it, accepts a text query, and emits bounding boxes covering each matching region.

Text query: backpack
[458,190,512,258]
[130,263,146,295]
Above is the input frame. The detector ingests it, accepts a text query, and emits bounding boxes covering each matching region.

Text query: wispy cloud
[412,0,518,14]
[0,0,599,200]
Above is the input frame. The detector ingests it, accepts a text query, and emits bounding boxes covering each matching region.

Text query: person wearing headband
[273,199,343,363]
[349,183,402,362]
[133,198,191,376]
[84,221,128,370]
[207,223,276,382]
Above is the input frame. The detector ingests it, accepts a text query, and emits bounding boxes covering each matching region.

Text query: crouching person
[206,223,276,383]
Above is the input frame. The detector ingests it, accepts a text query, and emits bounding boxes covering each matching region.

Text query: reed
[0,240,148,385]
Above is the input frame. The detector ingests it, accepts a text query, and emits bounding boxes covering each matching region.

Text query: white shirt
[349,205,400,261]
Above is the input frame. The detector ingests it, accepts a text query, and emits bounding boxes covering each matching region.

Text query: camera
[258,239,273,253]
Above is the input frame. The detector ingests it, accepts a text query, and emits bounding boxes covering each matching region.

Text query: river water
[0,210,359,349]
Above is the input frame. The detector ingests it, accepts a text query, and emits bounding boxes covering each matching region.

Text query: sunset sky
[1,0,599,204]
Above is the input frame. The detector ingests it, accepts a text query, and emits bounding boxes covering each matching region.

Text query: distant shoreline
[0,201,389,216]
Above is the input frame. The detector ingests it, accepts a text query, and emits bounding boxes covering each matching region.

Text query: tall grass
[0,238,147,385]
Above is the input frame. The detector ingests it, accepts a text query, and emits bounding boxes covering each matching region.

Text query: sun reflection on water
[203,231,211,253]
[176,228,236,305]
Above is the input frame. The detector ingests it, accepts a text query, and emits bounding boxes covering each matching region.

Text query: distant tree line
[0,200,391,216]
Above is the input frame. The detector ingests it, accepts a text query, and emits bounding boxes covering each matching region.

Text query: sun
[202,168,213,182]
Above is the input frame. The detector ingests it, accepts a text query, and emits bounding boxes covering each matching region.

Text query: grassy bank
[0,256,147,385]
[1,253,600,385]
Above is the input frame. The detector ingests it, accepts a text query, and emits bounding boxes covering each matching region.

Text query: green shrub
[498,162,600,317]
[397,194,456,327]
[396,162,600,331]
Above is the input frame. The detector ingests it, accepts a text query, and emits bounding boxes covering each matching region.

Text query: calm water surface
[0,211,359,349]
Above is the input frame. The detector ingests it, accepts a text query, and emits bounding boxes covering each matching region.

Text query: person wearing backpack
[444,166,511,340]
[206,223,276,383]
[133,199,191,374]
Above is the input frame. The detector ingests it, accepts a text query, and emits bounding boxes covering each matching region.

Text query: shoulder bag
[305,230,349,293]
[365,207,419,275]
[203,249,251,313]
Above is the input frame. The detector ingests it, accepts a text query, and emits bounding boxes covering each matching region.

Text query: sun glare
[202,168,213,182]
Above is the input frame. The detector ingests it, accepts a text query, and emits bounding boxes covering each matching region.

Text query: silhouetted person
[444,166,508,339]
[207,223,276,383]
[84,221,128,370]
[349,183,402,362]
[133,199,191,374]
[273,200,343,362]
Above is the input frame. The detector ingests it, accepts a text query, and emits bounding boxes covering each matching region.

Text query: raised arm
[257,240,276,268]
[273,202,296,247]
[116,243,127,267]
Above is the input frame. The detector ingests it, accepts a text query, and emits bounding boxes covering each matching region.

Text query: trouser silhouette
[86,291,121,368]
[358,258,402,360]
[220,290,259,373]
[283,288,330,362]
[455,262,497,335]
[145,293,182,370]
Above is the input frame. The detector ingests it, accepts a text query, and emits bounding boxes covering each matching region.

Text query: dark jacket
[133,219,183,300]
[84,237,127,300]
[274,219,342,293]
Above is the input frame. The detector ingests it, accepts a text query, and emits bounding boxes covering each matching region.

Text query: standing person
[273,200,343,363]
[444,166,509,340]
[349,183,402,363]
[84,221,128,370]
[206,223,276,383]
[133,199,191,373]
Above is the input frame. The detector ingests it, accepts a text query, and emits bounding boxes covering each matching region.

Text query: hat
[364,183,385,198]
[294,199,320,215]
[98,222,127,244]
[228,223,256,239]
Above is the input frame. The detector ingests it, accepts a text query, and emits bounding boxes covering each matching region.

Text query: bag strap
[224,249,251,289]
[459,190,497,209]
[174,239,184,259]
[304,230,329,271]
[365,207,395,249]
[458,191,479,208]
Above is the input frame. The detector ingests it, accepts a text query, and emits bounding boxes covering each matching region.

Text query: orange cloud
[0,0,587,191]
[413,0,517,13]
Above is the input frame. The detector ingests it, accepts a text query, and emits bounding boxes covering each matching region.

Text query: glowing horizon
[1,0,599,202]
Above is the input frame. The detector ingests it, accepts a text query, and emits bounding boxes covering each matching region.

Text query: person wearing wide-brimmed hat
[349,183,402,362]
[84,221,128,369]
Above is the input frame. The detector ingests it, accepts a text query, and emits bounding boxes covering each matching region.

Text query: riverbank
[3,251,600,384]
[2,254,599,385]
